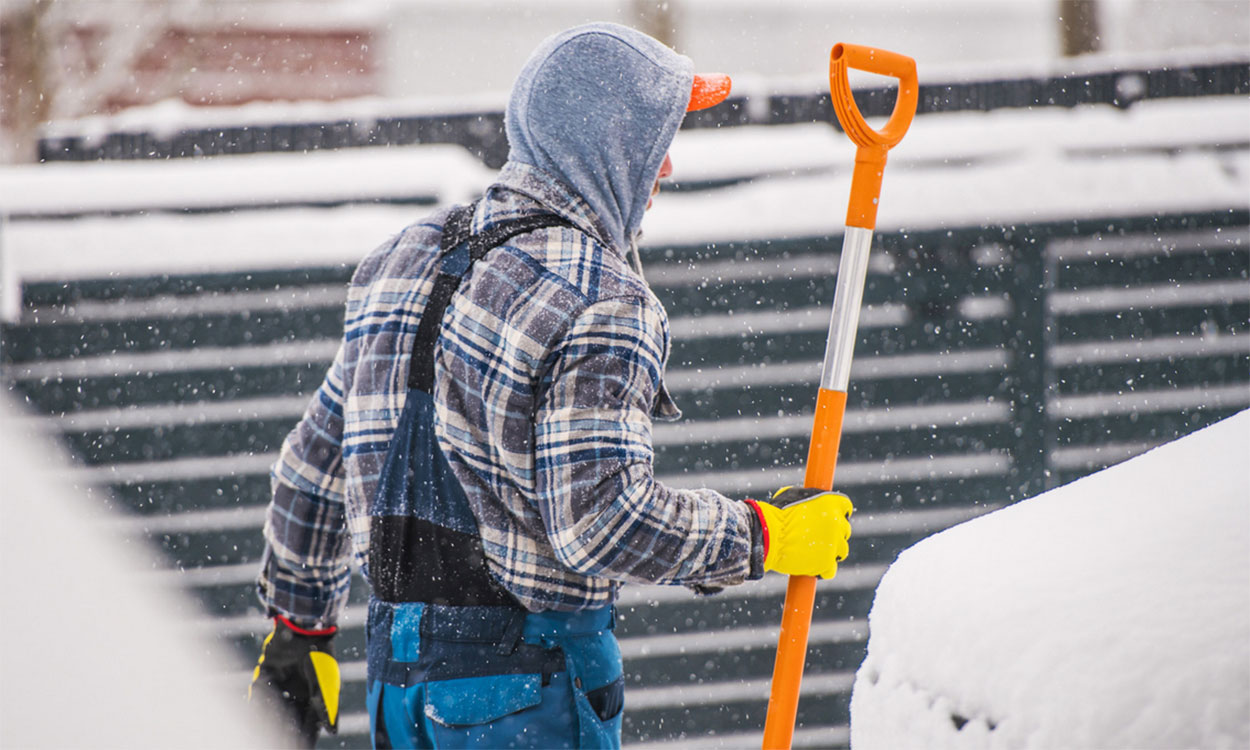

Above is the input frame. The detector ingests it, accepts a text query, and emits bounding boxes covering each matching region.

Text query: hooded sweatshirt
[504,22,693,253]
[258,24,760,625]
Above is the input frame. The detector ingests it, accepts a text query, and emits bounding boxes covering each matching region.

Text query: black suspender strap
[407,202,476,392]
[407,202,571,392]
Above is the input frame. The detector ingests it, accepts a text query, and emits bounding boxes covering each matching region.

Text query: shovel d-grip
[830,43,919,230]
[761,43,917,750]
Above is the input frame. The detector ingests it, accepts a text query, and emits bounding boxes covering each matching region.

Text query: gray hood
[504,22,693,253]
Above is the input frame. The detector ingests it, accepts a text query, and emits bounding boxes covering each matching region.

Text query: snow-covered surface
[0,143,492,217]
[20,0,1245,140]
[2,95,1246,290]
[849,410,1250,749]
[652,96,1249,245]
[2,205,417,287]
[39,90,513,143]
[674,97,1249,184]
[0,392,285,748]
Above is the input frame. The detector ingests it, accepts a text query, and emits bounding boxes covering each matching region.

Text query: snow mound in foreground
[0,393,284,748]
[850,410,1250,749]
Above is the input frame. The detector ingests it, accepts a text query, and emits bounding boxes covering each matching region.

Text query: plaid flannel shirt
[258,162,759,626]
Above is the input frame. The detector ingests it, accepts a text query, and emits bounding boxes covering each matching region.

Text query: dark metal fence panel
[1041,212,1250,486]
[37,58,1249,167]
[1,206,1245,747]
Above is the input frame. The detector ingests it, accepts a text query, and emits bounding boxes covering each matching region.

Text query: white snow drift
[850,409,1250,749]
[0,393,285,748]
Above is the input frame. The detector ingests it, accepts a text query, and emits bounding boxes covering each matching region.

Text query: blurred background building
[3,0,1247,162]
[0,1,1247,748]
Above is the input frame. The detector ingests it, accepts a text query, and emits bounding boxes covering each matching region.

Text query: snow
[849,410,1250,749]
[0,391,286,748]
[40,91,513,143]
[651,96,1249,244]
[3,95,1245,292]
[0,143,493,218]
[1,5,1245,744]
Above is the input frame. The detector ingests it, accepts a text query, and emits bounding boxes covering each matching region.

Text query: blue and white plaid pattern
[258,162,756,626]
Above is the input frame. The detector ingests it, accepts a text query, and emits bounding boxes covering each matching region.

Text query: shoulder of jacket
[538,224,656,302]
[351,209,453,288]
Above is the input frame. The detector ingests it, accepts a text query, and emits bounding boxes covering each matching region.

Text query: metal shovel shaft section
[761,43,918,750]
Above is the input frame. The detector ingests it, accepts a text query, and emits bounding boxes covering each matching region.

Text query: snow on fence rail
[0,84,1246,748]
[31,53,1249,167]
[4,203,1242,746]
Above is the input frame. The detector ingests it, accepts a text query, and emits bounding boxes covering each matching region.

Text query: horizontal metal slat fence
[1,207,1246,747]
[36,58,1248,167]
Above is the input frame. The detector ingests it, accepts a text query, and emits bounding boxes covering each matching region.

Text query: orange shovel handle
[762,44,918,750]
[762,388,847,749]
[829,43,918,229]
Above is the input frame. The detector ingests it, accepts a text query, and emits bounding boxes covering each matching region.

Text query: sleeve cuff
[274,613,338,637]
[744,499,767,580]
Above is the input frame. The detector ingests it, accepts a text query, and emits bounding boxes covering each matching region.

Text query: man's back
[253,23,788,749]
[329,159,754,613]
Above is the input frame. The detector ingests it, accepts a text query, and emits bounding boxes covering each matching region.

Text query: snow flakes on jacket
[258,162,757,624]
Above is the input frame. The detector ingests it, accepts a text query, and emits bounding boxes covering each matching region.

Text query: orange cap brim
[688,73,731,111]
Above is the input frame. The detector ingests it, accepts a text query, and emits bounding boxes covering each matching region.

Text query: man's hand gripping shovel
[761,43,918,750]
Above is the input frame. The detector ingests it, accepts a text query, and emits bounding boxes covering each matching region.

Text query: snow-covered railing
[34,53,1248,167]
[2,90,1247,748]
[0,143,493,223]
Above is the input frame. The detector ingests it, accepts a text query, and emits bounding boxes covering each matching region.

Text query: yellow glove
[249,615,340,748]
[748,487,854,579]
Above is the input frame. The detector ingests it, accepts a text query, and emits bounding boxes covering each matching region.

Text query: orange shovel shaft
[761,42,917,750]
[762,388,847,749]
[846,147,888,231]
[804,387,848,490]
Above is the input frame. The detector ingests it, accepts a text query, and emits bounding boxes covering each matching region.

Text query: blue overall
[363,204,624,749]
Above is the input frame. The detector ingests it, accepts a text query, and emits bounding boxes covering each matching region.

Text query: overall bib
[364,204,624,749]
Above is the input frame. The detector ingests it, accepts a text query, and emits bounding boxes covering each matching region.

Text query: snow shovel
[761,43,918,750]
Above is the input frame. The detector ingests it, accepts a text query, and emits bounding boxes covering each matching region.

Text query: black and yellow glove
[747,486,854,579]
[249,615,340,748]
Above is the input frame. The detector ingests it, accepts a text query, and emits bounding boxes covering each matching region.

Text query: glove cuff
[276,614,337,638]
[744,499,770,561]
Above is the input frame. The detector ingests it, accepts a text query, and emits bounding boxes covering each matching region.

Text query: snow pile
[0,142,493,217]
[849,410,1250,749]
[0,392,285,748]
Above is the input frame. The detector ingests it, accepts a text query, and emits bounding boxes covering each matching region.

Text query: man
[250,22,853,749]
